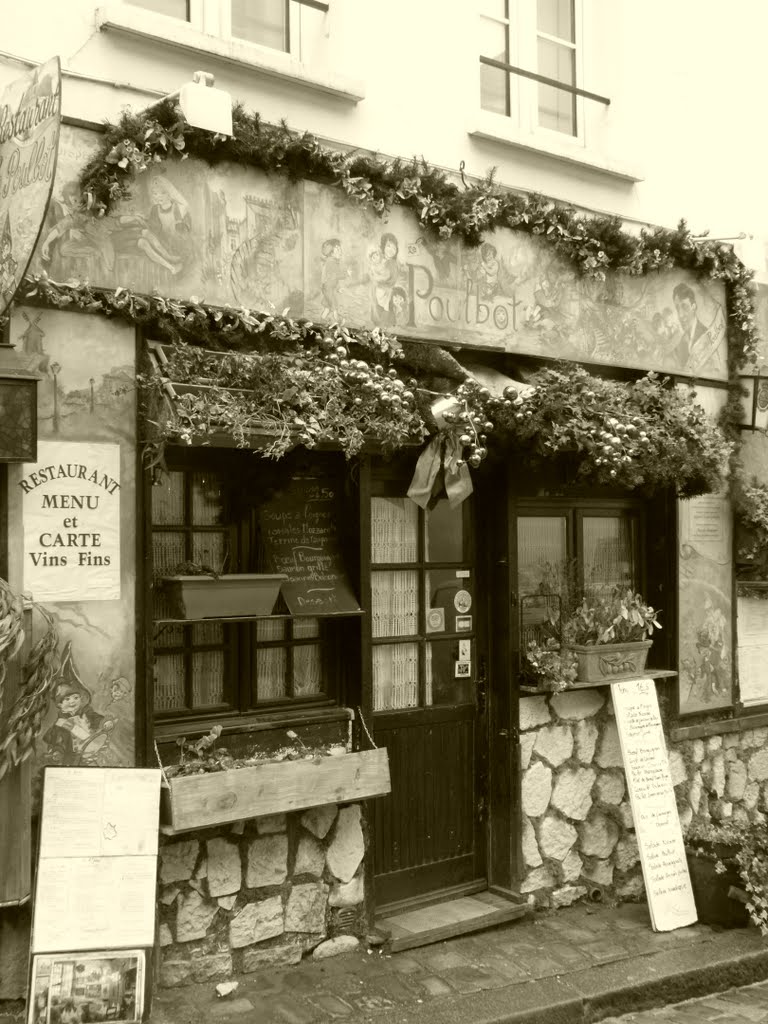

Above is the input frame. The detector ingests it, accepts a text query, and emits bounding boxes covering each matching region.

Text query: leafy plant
[686,819,768,934]
[562,587,662,646]
[523,638,578,693]
[169,560,220,578]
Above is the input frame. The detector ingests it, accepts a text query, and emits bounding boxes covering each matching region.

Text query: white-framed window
[125,0,328,59]
[479,0,606,141]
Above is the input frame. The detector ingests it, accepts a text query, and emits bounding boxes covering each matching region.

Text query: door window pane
[426,570,473,633]
[232,0,287,51]
[152,471,185,524]
[192,472,224,524]
[583,517,639,593]
[371,497,418,563]
[427,640,474,706]
[373,643,419,710]
[537,0,574,41]
[372,570,418,637]
[426,499,464,562]
[154,654,185,712]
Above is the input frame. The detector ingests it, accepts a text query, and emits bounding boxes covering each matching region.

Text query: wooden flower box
[160,574,287,619]
[685,845,750,928]
[565,640,652,684]
[160,747,391,834]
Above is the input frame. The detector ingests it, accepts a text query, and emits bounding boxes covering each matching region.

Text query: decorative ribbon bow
[407,434,473,510]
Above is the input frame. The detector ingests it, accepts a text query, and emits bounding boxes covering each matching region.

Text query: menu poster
[259,477,360,614]
[612,678,697,932]
[737,592,768,707]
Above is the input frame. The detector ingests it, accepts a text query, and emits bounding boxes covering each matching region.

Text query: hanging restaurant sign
[0,56,61,318]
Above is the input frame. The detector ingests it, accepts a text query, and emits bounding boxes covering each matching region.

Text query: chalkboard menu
[259,478,361,615]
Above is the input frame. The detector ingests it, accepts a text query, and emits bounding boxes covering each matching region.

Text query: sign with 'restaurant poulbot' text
[20,441,121,602]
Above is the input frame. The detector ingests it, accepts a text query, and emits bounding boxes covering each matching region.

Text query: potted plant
[685,819,768,931]
[561,586,661,684]
[521,638,578,694]
[158,726,392,833]
[159,561,287,620]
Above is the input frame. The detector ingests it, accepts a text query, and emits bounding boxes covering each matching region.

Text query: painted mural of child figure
[369,232,403,326]
[43,645,116,766]
[319,237,347,321]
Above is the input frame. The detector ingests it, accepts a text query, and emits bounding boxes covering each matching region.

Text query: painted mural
[29,127,729,381]
[9,306,136,771]
[677,386,733,715]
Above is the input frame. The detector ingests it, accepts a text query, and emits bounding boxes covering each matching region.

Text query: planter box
[161,574,287,619]
[565,640,652,684]
[161,747,391,833]
[685,846,750,928]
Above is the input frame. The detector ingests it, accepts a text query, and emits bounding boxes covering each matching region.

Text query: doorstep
[376,888,530,952]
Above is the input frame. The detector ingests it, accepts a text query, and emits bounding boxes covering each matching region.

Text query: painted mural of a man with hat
[0,215,18,306]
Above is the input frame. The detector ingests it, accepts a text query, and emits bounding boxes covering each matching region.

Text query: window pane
[373,643,418,710]
[191,531,226,573]
[152,471,184,525]
[426,570,473,633]
[517,516,567,595]
[537,0,574,41]
[257,618,287,642]
[481,63,509,116]
[191,651,225,706]
[372,570,418,637]
[126,0,188,18]
[479,16,508,60]
[583,517,639,593]
[231,0,287,50]
[537,39,576,135]
[191,472,224,525]
[294,645,322,696]
[427,640,474,706]
[426,500,464,562]
[191,621,224,644]
[153,531,186,577]
[371,497,418,563]
[255,647,288,701]
[293,618,320,639]
[154,653,185,712]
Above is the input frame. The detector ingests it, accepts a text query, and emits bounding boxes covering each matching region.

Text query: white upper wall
[2,0,766,265]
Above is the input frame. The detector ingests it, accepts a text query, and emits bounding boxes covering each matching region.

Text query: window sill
[520,669,677,695]
[468,112,644,183]
[154,703,352,743]
[96,4,365,103]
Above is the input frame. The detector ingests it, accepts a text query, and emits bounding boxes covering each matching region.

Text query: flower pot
[160,747,391,833]
[161,574,287,619]
[564,640,652,684]
[685,846,750,928]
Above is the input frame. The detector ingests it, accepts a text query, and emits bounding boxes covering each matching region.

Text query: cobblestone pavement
[603,980,768,1023]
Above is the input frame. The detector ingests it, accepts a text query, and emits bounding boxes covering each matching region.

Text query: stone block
[595,722,623,769]
[195,857,207,880]
[246,834,288,888]
[229,896,284,948]
[574,719,599,764]
[711,752,726,797]
[616,801,634,829]
[159,923,173,947]
[521,761,552,818]
[725,748,739,764]
[520,732,536,771]
[285,883,328,934]
[551,767,595,820]
[206,838,242,897]
[578,812,619,859]
[539,815,577,861]
[749,748,768,783]
[519,696,551,730]
[176,890,218,942]
[190,952,233,983]
[218,894,238,911]
[159,960,192,988]
[615,873,645,899]
[327,805,365,882]
[295,834,325,878]
[301,804,338,840]
[256,813,286,835]
[614,834,639,872]
[160,840,199,884]
[706,736,723,753]
[691,739,705,763]
[582,857,614,886]
[723,733,741,749]
[711,799,733,821]
[242,941,304,972]
[688,772,703,814]
[522,816,542,868]
[593,772,624,806]
[159,885,180,906]
[745,781,760,810]
[678,804,693,831]
[727,760,748,801]
[561,849,583,882]
[550,690,604,720]
[520,865,555,893]
[551,885,586,908]
[742,729,757,749]
[754,728,768,748]
[312,936,360,959]
[534,724,574,768]
[667,749,687,788]
[329,875,364,908]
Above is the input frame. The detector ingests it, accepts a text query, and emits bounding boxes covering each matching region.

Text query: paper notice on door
[612,678,697,932]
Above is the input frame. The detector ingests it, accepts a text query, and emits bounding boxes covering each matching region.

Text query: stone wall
[157,802,368,986]
[520,686,768,909]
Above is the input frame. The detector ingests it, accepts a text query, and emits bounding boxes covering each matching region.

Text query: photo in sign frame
[28,949,145,1024]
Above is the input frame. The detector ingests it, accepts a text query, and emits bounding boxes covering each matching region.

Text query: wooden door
[370,480,486,907]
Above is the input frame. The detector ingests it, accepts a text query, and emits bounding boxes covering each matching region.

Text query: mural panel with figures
[30,127,728,380]
[9,306,136,771]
